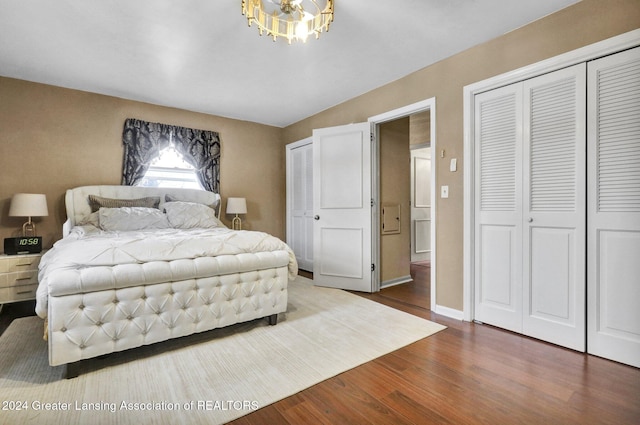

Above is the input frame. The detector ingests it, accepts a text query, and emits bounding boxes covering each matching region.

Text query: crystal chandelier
[241,0,334,44]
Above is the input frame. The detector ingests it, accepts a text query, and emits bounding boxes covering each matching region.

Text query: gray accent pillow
[88,195,160,213]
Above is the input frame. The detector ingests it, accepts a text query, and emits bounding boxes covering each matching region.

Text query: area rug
[0,276,445,425]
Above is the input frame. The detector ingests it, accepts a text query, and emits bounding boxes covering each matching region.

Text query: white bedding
[36,225,298,319]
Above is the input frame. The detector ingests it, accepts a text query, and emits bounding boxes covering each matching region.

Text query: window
[122,118,220,192]
[138,145,203,190]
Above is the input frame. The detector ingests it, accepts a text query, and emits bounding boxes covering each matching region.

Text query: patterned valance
[121,118,221,193]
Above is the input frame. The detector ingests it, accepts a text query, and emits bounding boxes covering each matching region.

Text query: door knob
[528,217,533,223]
[314,215,320,220]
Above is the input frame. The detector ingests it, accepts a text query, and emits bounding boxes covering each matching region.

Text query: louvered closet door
[474,84,524,333]
[522,64,586,351]
[587,46,640,368]
[475,64,586,350]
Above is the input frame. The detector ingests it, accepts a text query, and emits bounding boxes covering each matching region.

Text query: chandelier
[241,0,334,44]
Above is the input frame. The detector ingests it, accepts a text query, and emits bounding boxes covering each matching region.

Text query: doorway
[369,98,436,311]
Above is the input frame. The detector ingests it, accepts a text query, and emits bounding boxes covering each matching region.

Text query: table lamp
[9,193,49,237]
[226,197,247,230]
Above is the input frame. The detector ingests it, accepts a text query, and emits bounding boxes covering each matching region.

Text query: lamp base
[22,220,36,237]
[232,215,242,230]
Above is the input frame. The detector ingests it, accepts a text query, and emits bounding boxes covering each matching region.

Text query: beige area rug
[0,276,445,425]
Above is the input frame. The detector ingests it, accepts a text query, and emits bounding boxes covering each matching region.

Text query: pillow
[165,194,220,214]
[78,211,100,227]
[98,207,170,231]
[163,201,225,229]
[88,195,160,213]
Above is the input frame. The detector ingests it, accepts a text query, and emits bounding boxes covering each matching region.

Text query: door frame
[463,29,640,322]
[369,97,437,311]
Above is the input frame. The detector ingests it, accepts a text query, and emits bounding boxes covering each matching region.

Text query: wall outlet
[441,185,449,198]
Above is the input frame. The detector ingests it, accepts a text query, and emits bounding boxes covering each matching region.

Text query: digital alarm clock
[3,237,42,255]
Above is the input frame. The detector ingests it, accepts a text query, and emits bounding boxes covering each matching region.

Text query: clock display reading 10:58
[18,238,40,246]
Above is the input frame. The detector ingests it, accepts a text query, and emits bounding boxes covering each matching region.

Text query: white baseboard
[380,275,413,289]
[434,304,464,320]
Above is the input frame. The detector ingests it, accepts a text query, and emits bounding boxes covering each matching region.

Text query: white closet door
[587,46,640,368]
[522,64,586,351]
[475,64,587,350]
[289,142,314,271]
[474,83,524,333]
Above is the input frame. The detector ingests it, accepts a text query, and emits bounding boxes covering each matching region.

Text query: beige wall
[410,111,430,146]
[379,118,411,283]
[0,78,286,248]
[1,0,637,311]
[283,0,640,310]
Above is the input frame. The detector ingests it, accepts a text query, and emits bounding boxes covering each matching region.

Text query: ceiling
[0,0,580,128]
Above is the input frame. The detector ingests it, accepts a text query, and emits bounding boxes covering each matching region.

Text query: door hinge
[371,198,375,207]
[371,264,375,272]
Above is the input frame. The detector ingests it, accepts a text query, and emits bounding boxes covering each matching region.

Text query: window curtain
[121,118,221,193]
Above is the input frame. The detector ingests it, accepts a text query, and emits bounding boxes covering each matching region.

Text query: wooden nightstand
[0,251,44,305]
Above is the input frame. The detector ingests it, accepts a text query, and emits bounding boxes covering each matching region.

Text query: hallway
[374,262,430,311]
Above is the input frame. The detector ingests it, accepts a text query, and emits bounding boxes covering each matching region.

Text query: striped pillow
[88,195,160,213]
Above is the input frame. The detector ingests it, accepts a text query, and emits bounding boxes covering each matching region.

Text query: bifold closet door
[474,83,524,334]
[475,63,586,351]
[587,46,640,368]
[289,142,314,272]
[522,64,586,351]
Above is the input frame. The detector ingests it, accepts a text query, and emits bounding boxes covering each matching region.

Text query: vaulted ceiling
[0,1,580,127]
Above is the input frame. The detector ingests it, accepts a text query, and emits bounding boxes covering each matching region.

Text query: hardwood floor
[375,262,430,310]
[231,265,640,424]
[2,272,638,424]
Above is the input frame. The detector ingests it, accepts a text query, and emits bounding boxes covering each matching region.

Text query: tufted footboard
[47,266,289,371]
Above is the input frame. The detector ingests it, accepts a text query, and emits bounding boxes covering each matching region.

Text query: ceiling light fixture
[241,0,334,44]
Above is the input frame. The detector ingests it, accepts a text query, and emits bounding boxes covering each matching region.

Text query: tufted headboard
[63,185,222,237]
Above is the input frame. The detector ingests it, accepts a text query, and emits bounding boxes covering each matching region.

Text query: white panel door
[411,147,431,263]
[313,122,373,292]
[288,142,314,271]
[474,83,524,333]
[587,46,640,368]
[522,64,586,351]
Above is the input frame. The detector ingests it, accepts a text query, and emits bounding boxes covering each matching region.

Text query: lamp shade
[9,193,49,217]
[226,198,247,215]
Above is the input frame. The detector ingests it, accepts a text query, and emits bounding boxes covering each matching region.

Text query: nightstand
[0,251,44,306]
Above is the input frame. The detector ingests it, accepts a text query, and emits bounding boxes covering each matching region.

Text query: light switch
[450,158,457,172]
[441,185,449,198]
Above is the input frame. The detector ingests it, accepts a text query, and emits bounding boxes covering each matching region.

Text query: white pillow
[98,207,170,231]
[78,211,100,227]
[163,201,225,229]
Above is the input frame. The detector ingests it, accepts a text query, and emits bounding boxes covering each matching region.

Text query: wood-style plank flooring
[231,264,640,424]
[1,267,638,424]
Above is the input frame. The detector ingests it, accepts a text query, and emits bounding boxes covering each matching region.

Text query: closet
[474,63,586,351]
[286,139,314,272]
[473,46,639,366]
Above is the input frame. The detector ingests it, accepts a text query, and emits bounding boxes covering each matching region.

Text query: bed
[36,185,297,376]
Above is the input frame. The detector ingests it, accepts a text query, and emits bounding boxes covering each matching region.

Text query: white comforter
[36,226,298,319]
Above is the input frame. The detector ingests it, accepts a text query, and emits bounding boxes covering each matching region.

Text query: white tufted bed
[36,185,297,377]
